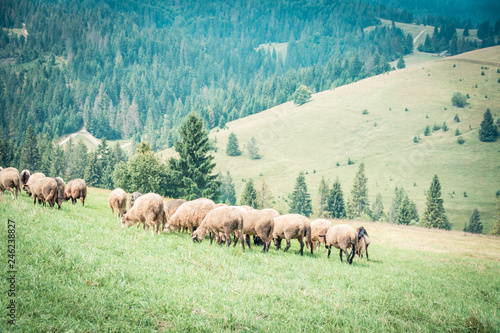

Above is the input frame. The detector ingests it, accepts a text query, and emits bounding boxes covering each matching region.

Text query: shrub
[452,92,467,107]
[454,114,461,122]
[424,125,431,136]
[348,158,354,165]
[457,136,465,144]
[433,123,441,132]
[455,128,461,136]
[362,109,369,115]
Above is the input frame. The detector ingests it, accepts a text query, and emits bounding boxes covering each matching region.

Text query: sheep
[355,226,371,260]
[109,188,127,218]
[241,205,254,211]
[2,167,19,175]
[25,172,46,196]
[64,179,87,206]
[165,198,216,234]
[53,177,66,209]
[319,224,358,264]
[310,219,332,251]
[121,193,165,235]
[31,177,58,208]
[0,169,21,199]
[129,192,142,209]
[239,209,277,252]
[272,214,310,256]
[20,169,30,193]
[192,206,245,252]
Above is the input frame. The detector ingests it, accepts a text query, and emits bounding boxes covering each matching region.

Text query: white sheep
[320,224,358,264]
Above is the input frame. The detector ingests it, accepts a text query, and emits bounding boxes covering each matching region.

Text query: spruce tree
[226,132,242,156]
[49,145,66,178]
[491,197,500,236]
[257,177,274,209]
[396,57,405,69]
[168,112,220,200]
[84,152,101,187]
[479,108,499,142]
[293,85,312,106]
[240,179,258,208]
[20,125,39,171]
[389,187,405,223]
[350,162,369,217]
[327,176,346,218]
[421,175,450,229]
[317,176,330,218]
[247,137,261,160]
[397,194,419,225]
[464,208,483,234]
[288,172,312,217]
[218,171,237,205]
[371,192,384,221]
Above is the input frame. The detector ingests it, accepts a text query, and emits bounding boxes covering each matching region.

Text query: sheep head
[121,213,134,229]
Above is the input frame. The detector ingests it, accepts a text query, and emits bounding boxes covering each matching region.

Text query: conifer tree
[84,152,101,187]
[396,57,405,69]
[49,145,66,178]
[464,208,483,234]
[327,176,346,218]
[491,197,500,236]
[169,113,220,200]
[257,177,274,209]
[288,172,312,217]
[350,162,369,217]
[317,176,330,218]
[20,125,39,171]
[218,171,237,205]
[292,85,312,106]
[240,179,258,208]
[397,194,415,225]
[479,108,499,142]
[371,192,385,221]
[247,137,261,160]
[389,187,405,223]
[421,175,450,229]
[226,132,242,156]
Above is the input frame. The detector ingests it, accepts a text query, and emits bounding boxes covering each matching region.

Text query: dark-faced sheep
[25,172,46,196]
[0,169,21,199]
[20,170,30,193]
[192,206,245,252]
[355,226,371,260]
[310,219,332,251]
[64,179,87,206]
[129,192,142,209]
[272,214,309,256]
[320,224,358,264]
[165,198,216,234]
[31,177,58,208]
[109,188,127,218]
[53,177,66,209]
[121,193,165,235]
[239,209,276,252]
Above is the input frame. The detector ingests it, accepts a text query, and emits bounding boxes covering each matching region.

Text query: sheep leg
[209,231,214,245]
[298,235,304,256]
[8,188,15,199]
[81,197,85,206]
[233,233,238,247]
[33,195,37,205]
[239,230,245,252]
[365,245,370,261]
[226,233,232,247]
[339,249,343,263]
[327,246,331,258]
[245,235,252,250]
[284,239,291,252]
[274,238,281,251]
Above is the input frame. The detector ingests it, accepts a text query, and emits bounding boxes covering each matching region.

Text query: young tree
[317,176,330,218]
[396,193,419,225]
[168,112,220,200]
[218,171,237,205]
[84,152,102,187]
[257,177,274,209]
[464,208,483,234]
[292,85,312,106]
[247,136,261,160]
[20,125,39,172]
[421,175,450,229]
[491,197,500,236]
[389,187,405,223]
[240,178,258,208]
[451,92,467,107]
[327,176,346,218]
[479,108,499,142]
[226,132,242,156]
[350,162,369,217]
[396,57,406,69]
[371,192,385,221]
[288,172,312,217]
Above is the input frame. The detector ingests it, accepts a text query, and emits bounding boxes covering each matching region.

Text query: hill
[0,188,498,331]
[205,46,500,233]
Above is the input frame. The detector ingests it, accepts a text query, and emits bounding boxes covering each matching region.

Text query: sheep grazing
[31,177,58,208]
[0,169,21,199]
[53,177,66,209]
[272,214,310,256]
[20,170,30,193]
[109,188,127,218]
[239,209,277,252]
[164,199,187,218]
[129,192,142,209]
[192,206,245,252]
[355,226,371,260]
[320,224,358,264]
[25,172,46,196]
[241,205,254,211]
[310,219,332,251]
[121,193,166,235]
[165,198,216,234]
[64,179,87,206]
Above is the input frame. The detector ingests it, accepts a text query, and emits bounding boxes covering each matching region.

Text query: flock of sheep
[0,165,371,264]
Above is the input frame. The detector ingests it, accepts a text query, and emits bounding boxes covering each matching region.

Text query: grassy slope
[0,189,499,332]
[207,46,500,233]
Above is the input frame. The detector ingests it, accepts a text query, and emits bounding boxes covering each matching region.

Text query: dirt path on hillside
[59,128,132,149]
[452,58,500,67]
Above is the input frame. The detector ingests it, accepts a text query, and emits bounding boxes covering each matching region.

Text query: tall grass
[1,189,499,332]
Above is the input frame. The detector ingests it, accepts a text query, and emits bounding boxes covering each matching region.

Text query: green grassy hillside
[206,46,500,233]
[0,189,499,331]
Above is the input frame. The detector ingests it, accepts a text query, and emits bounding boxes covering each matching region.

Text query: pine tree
[396,57,405,69]
[84,152,101,187]
[371,192,384,221]
[464,208,483,234]
[350,162,369,217]
[49,145,66,178]
[247,136,261,160]
[218,171,237,205]
[168,113,220,200]
[240,179,258,208]
[20,125,39,171]
[491,197,500,236]
[389,187,405,223]
[288,172,312,217]
[479,108,499,142]
[327,176,346,218]
[257,177,274,209]
[397,194,413,225]
[421,175,450,229]
[226,132,242,156]
[317,176,330,218]
[292,85,312,106]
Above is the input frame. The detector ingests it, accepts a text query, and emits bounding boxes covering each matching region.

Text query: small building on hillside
[438,50,452,57]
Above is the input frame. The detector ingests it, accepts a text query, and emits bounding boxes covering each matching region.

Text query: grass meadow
[1,189,499,332]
